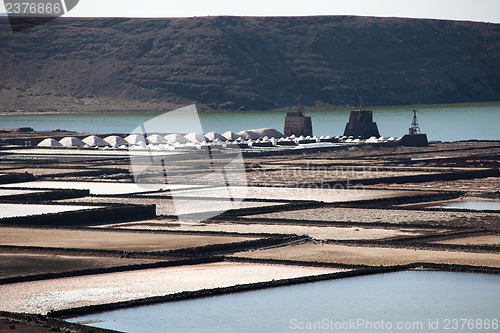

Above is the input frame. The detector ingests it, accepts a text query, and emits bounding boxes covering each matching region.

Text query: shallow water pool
[67,270,500,333]
[441,201,500,211]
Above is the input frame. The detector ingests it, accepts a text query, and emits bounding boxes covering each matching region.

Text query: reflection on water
[2,101,500,142]
[441,201,500,211]
[67,271,500,333]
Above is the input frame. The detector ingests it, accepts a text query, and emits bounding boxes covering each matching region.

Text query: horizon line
[0,13,498,24]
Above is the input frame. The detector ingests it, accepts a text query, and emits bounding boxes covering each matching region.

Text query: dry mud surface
[367,177,500,194]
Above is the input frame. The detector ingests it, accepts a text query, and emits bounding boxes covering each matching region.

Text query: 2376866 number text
[5,1,63,15]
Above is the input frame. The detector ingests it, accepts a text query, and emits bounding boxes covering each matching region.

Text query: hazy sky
[1,0,500,23]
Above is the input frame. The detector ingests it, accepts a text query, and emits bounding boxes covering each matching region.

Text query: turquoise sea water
[67,271,500,333]
[2,101,499,142]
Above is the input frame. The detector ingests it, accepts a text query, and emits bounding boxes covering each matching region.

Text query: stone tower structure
[343,110,380,139]
[284,95,313,137]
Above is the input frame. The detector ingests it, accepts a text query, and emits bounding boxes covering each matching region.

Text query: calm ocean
[2,101,499,142]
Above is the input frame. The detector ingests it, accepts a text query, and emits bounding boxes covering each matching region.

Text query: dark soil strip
[0,204,156,226]
[220,192,462,218]
[0,172,36,184]
[227,256,370,270]
[0,311,119,333]
[390,206,500,214]
[0,245,155,258]
[324,237,500,254]
[337,192,463,208]
[0,188,89,203]
[382,229,493,244]
[0,224,284,238]
[142,235,309,257]
[100,223,290,238]
[203,201,325,218]
[38,168,131,179]
[210,215,464,230]
[307,168,500,187]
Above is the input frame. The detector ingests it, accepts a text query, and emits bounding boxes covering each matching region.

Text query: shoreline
[1,100,499,116]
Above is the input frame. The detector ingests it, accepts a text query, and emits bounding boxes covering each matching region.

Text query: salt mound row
[125,134,146,145]
[237,130,261,140]
[37,138,62,147]
[59,137,86,147]
[205,132,226,141]
[236,128,284,140]
[165,134,188,144]
[185,132,208,143]
[254,128,284,138]
[147,134,167,144]
[104,135,128,146]
[83,135,108,147]
[222,131,241,141]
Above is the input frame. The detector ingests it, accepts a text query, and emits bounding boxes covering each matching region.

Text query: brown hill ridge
[1,16,500,112]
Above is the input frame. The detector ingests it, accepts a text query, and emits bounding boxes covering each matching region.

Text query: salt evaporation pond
[0,181,203,195]
[68,270,500,333]
[441,201,500,211]
[0,203,101,218]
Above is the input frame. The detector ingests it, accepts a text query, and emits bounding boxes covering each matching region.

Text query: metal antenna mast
[410,109,421,135]
[296,92,304,114]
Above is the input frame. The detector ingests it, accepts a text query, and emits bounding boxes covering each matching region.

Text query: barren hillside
[1,16,499,112]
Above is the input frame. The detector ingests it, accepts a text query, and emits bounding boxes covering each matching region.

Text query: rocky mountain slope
[1,16,499,112]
